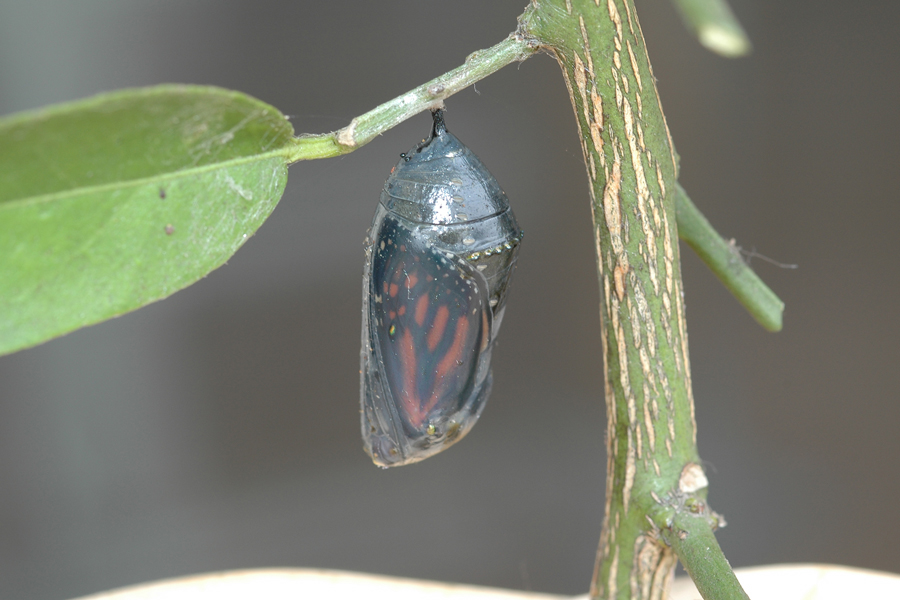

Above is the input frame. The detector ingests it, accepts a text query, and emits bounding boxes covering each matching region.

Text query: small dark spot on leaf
[159,188,166,199]
[165,224,175,235]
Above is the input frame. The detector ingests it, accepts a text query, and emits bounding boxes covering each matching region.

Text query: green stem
[523,0,755,597]
[675,183,784,332]
[669,0,752,57]
[284,34,536,162]
[661,510,750,600]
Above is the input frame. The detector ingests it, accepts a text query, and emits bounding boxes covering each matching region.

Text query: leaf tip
[698,24,752,58]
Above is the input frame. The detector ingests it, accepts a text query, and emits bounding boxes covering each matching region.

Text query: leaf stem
[284,34,537,163]
[675,183,784,332]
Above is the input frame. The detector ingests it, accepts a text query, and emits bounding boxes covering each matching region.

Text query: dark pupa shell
[360,109,522,467]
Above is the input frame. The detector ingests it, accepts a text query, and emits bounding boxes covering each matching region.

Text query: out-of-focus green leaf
[0,84,294,355]
[669,0,751,57]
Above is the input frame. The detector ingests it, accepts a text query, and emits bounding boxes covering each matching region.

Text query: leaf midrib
[0,147,291,210]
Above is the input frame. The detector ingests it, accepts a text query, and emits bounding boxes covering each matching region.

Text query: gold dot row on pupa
[466,230,524,261]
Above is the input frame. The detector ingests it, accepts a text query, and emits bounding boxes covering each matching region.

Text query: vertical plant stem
[522,1,746,598]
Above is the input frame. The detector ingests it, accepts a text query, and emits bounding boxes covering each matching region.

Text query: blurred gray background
[1,1,898,598]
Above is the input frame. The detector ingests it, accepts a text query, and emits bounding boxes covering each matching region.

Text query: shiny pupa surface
[360,109,522,467]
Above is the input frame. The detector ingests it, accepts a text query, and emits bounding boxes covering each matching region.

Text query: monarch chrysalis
[360,109,523,467]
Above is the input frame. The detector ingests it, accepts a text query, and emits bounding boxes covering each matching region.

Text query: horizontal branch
[675,183,784,332]
[284,34,537,163]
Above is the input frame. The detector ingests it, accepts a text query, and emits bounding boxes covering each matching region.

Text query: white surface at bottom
[72,564,900,600]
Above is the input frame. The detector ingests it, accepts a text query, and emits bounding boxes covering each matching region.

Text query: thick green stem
[284,35,536,162]
[675,183,784,332]
[523,0,746,597]
[669,0,751,57]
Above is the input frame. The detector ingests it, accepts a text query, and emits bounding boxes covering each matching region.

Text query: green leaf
[0,84,294,356]
[669,0,752,58]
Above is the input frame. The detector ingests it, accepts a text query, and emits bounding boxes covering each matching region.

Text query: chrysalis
[360,109,523,467]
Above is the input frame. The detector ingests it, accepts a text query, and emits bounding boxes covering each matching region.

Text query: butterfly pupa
[360,109,522,467]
